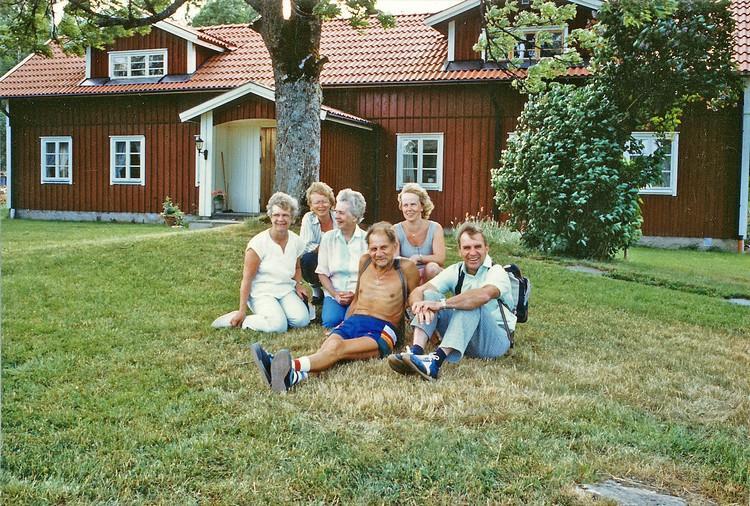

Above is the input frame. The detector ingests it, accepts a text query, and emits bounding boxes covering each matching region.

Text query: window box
[40,136,72,184]
[110,135,146,185]
[396,133,444,191]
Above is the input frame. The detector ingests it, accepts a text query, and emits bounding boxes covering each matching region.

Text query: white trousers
[244,291,310,333]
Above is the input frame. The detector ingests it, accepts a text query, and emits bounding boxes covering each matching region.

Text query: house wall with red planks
[91,27,189,78]
[324,83,524,226]
[9,94,212,215]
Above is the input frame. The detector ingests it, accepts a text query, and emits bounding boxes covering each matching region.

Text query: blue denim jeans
[321,296,348,328]
[411,290,511,362]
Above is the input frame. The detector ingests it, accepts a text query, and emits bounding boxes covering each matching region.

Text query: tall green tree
[0,0,393,201]
[485,0,741,259]
[0,0,46,177]
[191,0,257,27]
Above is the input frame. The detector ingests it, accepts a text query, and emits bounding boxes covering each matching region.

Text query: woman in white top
[315,188,368,328]
[394,183,445,283]
[213,192,311,333]
[299,182,336,303]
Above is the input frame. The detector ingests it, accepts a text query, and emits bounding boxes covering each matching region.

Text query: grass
[538,246,750,300]
[1,218,749,504]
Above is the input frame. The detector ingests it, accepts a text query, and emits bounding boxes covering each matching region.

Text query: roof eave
[154,21,227,52]
[179,81,275,121]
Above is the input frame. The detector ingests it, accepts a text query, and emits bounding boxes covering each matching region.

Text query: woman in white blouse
[299,182,336,303]
[213,192,311,332]
[315,188,368,328]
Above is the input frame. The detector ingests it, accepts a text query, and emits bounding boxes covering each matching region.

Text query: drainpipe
[3,99,10,215]
[739,79,750,253]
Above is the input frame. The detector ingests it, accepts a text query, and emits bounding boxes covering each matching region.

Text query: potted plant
[212,190,225,213]
[161,196,184,227]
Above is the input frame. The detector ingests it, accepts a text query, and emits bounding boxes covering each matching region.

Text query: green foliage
[474,0,582,94]
[488,0,741,260]
[313,0,394,28]
[450,209,524,257]
[493,84,663,259]
[190,0,257,27]
[593,0,742,132]
[161,196,184,225]
[0,0,53,57]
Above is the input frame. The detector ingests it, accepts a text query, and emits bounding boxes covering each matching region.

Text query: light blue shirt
[428,255,516,330]
[300,210,337,253]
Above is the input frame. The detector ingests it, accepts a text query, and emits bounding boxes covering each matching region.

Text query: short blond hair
[266,192,299,219]
[305,182,335,207]
[398,183,434,219]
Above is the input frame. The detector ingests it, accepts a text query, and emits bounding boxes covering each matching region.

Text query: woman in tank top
[394,183,445,283]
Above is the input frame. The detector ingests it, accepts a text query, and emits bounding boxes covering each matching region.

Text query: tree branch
[66,0,191,28]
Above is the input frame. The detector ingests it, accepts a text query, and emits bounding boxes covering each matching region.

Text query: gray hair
[366,221,398,245]
[336,188,366,223]
[455,221,488,246]
[266,192,299,219]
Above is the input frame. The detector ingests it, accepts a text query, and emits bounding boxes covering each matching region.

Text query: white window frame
[110,135,146,186]
[40,136,73,184]
[396,133,444,191]
[512,25,567,60]
[628,132,680,196]
[108,49,168,79]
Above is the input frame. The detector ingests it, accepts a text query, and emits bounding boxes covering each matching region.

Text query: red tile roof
[1,8,747,98]
[732,0,750,73]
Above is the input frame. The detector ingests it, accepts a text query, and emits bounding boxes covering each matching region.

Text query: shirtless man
[250,222,420,392]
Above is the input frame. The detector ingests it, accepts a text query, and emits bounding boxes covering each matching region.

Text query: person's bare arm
[229,248,260,326]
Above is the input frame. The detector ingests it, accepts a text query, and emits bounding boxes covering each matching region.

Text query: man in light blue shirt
[388,222,514,381]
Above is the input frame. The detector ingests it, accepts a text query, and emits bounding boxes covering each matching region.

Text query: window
[627,132,679,196]
[512,26,565,59]
[396,133,444,191]
[40,136,72,184]
[110,135,145,185]
[109,49,167,79]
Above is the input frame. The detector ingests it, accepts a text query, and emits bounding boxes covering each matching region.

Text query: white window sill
[111,180,145,186]
[639,189,677,197]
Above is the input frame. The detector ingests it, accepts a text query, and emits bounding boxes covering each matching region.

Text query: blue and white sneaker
[387,352,414,375]
[270,349,308,392]
[407,353,440,381]
[250,342,273,388]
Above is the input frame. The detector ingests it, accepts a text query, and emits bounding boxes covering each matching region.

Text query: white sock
[293,356,312,373]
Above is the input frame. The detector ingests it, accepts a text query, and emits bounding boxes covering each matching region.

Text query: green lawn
[585,246,750,299]
[2,219,748,504]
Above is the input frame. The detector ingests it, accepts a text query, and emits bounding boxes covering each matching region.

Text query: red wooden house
[1,0,748,251]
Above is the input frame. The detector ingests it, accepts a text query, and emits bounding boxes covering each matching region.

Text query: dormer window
[512,27,565,59]
[108,49,167,79]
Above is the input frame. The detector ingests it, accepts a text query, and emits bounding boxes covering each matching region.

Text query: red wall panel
[325,83,521,227]
[91,27,188,78]
[640,104,742,239]
[10,93,213,215]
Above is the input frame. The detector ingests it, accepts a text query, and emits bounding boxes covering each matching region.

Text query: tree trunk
[249,0,325,204]
[272,79,321,198]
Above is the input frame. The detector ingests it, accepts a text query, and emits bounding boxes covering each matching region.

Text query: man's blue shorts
[331,315,398,358]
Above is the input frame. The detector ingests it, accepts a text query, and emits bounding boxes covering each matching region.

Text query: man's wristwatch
[440,298,447,310]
